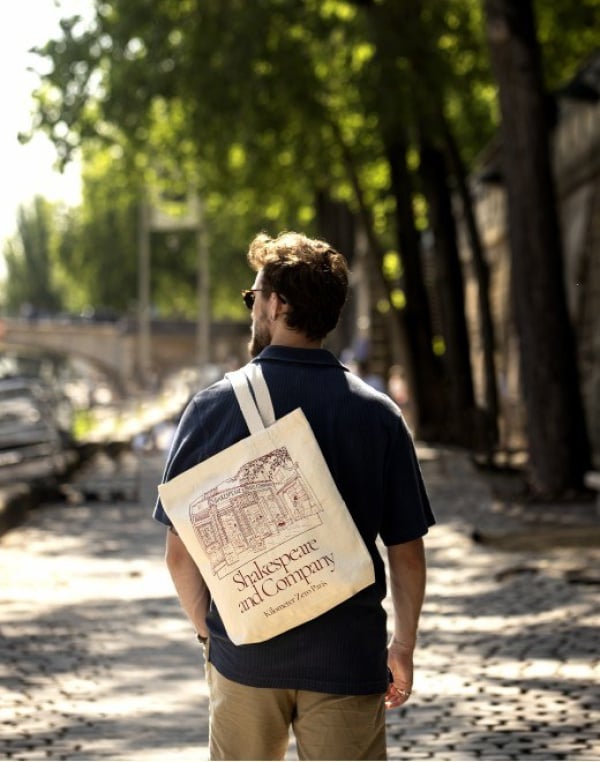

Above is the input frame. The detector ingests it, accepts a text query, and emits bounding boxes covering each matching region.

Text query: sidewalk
[0,446,598,761]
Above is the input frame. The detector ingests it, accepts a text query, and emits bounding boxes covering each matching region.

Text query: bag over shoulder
[158,362,375,645]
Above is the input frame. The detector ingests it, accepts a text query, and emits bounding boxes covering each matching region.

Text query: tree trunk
[315,191,357,356]
[442,116,500,456]
[315,191,356,267]
[386,135,448,439]
[418,134,476,446]
[484,0,591,494]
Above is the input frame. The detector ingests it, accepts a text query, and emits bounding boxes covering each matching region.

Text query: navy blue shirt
[154,346,434,695]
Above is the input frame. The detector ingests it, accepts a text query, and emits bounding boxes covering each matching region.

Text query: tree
[483,0,591,495]
[26,0,497,439]
[418,132,476,444]
[355,0,492,442]
[2,197,63,315]
[58,148,141,314]
[442,115,499,455]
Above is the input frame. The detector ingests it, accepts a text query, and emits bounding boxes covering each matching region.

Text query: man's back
[159,346,432,695]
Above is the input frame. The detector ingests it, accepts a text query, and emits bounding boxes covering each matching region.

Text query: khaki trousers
[206,662,387,761]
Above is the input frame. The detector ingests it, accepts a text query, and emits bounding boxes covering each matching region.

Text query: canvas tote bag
[158,362,375,645]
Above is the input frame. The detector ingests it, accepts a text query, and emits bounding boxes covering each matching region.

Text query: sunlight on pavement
[1,448,598,760]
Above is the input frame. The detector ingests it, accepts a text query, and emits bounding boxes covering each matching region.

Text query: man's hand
[385,639,414,709]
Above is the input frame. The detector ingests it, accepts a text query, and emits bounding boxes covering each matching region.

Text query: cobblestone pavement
[1,447,598,761]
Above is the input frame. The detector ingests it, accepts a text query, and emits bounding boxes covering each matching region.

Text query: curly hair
[247,232,349,341]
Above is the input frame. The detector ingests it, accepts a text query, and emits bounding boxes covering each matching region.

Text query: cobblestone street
[1,447,598,761]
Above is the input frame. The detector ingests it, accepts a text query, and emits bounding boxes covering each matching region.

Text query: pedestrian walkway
[0,447,598,761]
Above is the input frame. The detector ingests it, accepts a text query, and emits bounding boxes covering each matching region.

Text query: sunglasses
[241,289,264,310]
[241,289,288,310]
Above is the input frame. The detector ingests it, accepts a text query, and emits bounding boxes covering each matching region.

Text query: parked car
[0,377,71,485]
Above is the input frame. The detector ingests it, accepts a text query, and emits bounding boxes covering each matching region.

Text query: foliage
[61,146,140,313]
[534,0,599,90]
[1,197,63,314]
[27,2,495,221]
[15,0,598,323]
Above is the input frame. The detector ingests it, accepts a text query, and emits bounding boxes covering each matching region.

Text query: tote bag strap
[242,362,276,427]
[226,364,276,434]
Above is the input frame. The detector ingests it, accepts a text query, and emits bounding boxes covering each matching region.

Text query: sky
[0,1,90,251]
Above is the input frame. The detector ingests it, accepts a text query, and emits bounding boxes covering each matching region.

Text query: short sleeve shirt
[154,346,434,694]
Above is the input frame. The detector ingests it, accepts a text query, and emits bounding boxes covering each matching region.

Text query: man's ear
[270,291,284,320]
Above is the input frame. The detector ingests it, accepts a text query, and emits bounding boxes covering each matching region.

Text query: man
[153,231,434,761]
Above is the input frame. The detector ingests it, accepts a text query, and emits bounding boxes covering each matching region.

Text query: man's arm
[384,537,426,709]
[165,530,211,639]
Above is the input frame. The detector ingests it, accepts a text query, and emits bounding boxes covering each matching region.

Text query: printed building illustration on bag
[189,447,323,579]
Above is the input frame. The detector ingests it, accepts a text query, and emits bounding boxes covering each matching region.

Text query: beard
[248,312,272,358]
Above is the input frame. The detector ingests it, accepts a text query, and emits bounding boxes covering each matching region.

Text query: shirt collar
[254,345,348,369]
